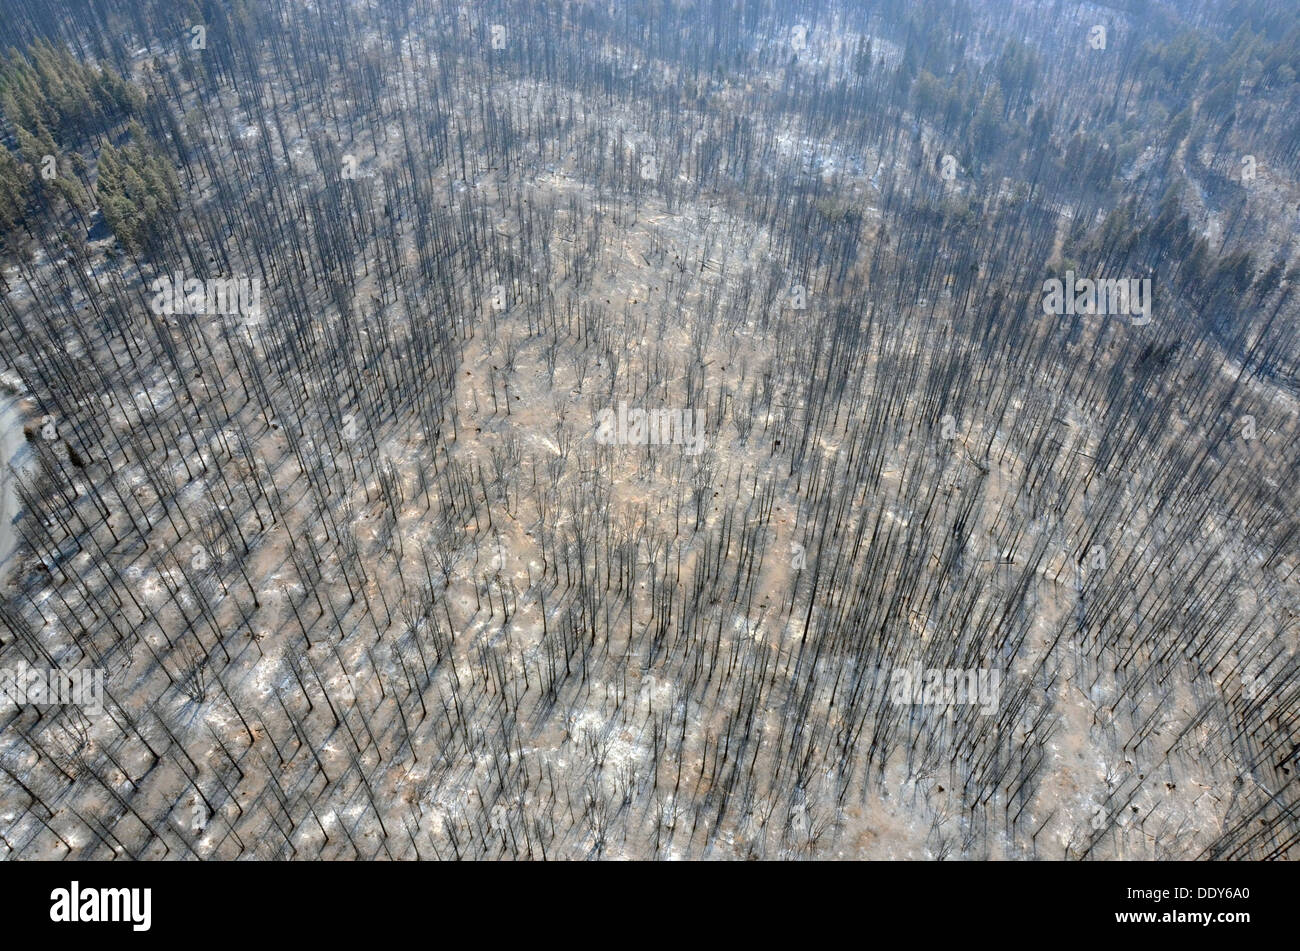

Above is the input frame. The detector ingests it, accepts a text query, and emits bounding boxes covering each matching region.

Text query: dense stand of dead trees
[0,0,1296,860]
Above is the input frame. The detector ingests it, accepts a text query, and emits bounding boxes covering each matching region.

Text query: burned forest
[0,0,1298,864]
